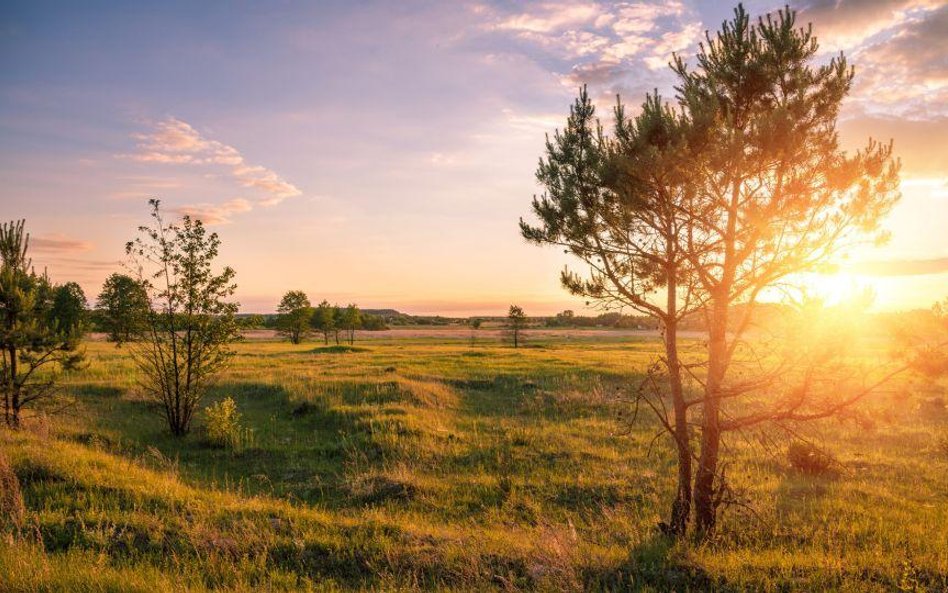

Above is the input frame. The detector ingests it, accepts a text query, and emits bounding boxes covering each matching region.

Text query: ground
[1,330,946,592]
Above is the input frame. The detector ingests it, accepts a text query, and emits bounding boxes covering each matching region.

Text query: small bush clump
[787,441,837,475]
[203,397,245,449]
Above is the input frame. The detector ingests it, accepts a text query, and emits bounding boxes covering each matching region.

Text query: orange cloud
[173,198,254,225]
[30,235,94,253]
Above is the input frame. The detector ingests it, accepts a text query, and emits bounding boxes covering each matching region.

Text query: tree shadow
[73,380,383,506]
[583,533,718,591]
[772,467,836,518]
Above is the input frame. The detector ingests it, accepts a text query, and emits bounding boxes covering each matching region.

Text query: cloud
[642,21,702,69]
[38,257,120,272]
[844,257,948,276]
[485,1,700,95]
[497,3,604,34]
[795,0,941,50]
[121,117,303,219]
[30,235,94,254]
[232,165,301,204]
[561,61,630,87]
[173,198,254,225]
[794,1,947,119]
[502,109,564,133]
[849,4,947,118]
[428,152,457,166]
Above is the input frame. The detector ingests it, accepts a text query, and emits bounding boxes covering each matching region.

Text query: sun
[799,270,877,309]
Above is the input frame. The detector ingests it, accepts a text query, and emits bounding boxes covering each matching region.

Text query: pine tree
[0,220,84,427]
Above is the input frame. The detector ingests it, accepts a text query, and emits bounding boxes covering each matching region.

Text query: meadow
[2,331,946,592]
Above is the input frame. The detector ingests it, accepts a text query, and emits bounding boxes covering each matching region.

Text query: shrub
[787,441,837,475]
[203,397,244,449]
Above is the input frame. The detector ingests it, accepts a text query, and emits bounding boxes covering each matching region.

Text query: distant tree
[312,300,336,345]
[555,310,575,327]
[126,199,240,437]
[0,220,84,427]
[333,305,344,344]
[237,314,265,329]
[97,273,149,346]
[276,290,313,344]
[51,282,88,336]
[506,305,527,348]
[339,304,361,345]
[361,313,388,331]
[469,317,482,346]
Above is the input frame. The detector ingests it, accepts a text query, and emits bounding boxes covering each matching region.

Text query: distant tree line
[273,291,388,345]
[545,310,659,329]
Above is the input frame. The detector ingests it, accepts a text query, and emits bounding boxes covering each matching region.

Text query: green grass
[1,334,947,591]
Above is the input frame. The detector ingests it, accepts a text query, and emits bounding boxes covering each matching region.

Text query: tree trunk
[693,295,728,533]
[10,388,20,428]
[7,344,19,428]
[665,316,692,534]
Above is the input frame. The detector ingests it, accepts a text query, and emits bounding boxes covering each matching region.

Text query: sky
[1,0,945,315]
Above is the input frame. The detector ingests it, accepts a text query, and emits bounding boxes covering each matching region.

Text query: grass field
[2,331,947,592]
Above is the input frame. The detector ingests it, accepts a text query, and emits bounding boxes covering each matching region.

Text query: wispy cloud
[30,235,94,254]
[120,117,303,222]
[496,3,605,34]
[173,198,254,225]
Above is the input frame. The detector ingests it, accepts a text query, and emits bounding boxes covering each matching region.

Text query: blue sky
[1,0,945,314]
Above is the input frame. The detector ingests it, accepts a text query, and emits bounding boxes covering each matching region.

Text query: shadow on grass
[72,380,386,505]
[310,344,370,354]
[584,534,717,592]
[69,384,125,399]
[772,468,835,521]
[451,370,633,422]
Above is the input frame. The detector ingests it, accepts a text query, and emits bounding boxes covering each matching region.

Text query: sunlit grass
[2,334,946,591]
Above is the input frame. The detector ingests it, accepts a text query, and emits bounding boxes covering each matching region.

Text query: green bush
[203,397,244,449]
